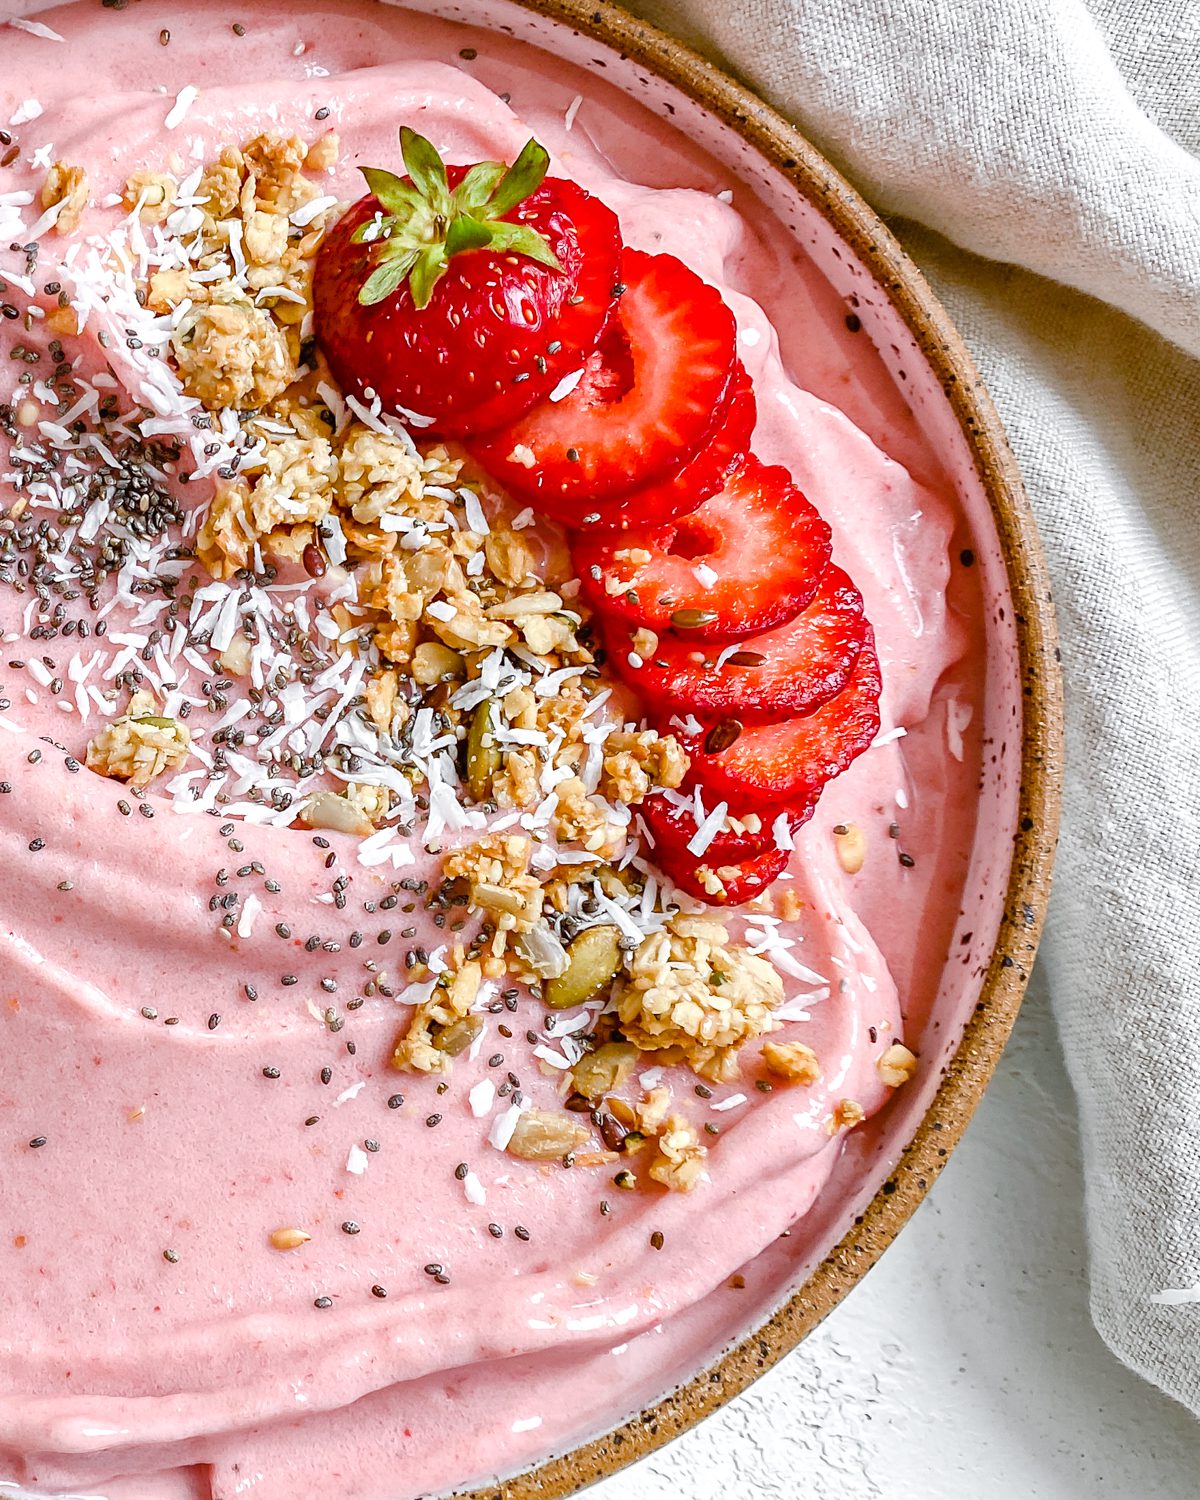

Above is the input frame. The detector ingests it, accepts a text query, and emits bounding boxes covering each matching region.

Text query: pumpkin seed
[465,700,500,800]
[570,1041,638,1101]
[432,1013,483,1057]
[506,1109,593,1160]
[704,718,743,754]
[545,924,622,1009]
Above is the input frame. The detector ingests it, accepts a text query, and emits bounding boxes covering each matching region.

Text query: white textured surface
[595,978,1199,1498]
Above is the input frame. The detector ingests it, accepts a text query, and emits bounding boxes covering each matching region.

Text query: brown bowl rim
[437,0,1064,1492]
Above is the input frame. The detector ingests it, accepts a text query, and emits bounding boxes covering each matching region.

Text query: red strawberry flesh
[468,248,738,510]
[653,843,793,905]
[563,361,756,533]
[676,634,883,808]
[639,789,815,866]
[610,564,866,720]
[314,170,620,438]
[575,454,831,636]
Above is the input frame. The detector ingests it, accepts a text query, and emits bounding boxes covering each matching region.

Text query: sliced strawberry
[575,455,831,636]
[468,249,737,514]
[610,565,866,720]
[567,362,756,534]
[654,844,792,906]
[676,635,882,807]
[639,789,814,866]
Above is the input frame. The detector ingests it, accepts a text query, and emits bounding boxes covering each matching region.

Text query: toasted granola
[141,131,340,413]
[337,423,460,528]
[300,783,390,837]
[172,294,295,412]
[831,1099,866,1132]
[390,958,482,1074]
[84,690,191,788]
[876,1043,918,1087]
[600,728,689,804]
[615,915,784,1081]
[122,169,177,223]
[40,162,89,235]
[648,1114,707,1192]
[443,833,543,933]
[761,1039,822,1085]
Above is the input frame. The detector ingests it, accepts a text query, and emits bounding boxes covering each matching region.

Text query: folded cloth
[628,0,1200,1416]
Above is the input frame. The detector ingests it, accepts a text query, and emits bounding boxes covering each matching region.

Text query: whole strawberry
[313,128,621,437]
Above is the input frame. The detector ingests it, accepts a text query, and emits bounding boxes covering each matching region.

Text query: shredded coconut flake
[1149,1284,1200,1306]
[9,99,43,127]
[488,1099,525,1151]
[164,85,199,130]
[687,800,729,857]
[469,1079,496,1118]
[7,17,65,40]
[548,367,584,402]
[236,892,261,939]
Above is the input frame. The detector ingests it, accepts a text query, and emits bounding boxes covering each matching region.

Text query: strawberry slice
[653,844,793,906]
[468,249,737,514]
[676,634,882,807]
[566,362,756,534]
[640,789,814,866]
[575,455,831,636]
[610,565,866,720]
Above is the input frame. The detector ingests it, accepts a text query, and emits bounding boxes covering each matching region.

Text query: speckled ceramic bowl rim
[444,0,1064,1494]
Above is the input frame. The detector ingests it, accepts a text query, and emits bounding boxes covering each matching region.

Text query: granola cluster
[136,132,340,412]
[390,958,484,1074]
[84,690,191,788]
[41,162,89,236]
[300,782,390,837]
[615,915,785,1081]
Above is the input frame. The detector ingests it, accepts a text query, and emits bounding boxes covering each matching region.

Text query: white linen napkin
[628,0,1200,1416]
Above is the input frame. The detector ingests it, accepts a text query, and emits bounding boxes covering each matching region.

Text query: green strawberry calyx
[352,127,563,309]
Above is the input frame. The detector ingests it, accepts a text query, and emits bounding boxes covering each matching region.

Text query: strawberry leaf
[444,213,496,258]
[399,127,450,216]
[453,161,507,214]
[355,131,563,308]
[485,219,562,270]
[359,251,418,306]
[360,167,421,218]
[487,137,551,217]
[350,213,394,244]
[408,245,449,310]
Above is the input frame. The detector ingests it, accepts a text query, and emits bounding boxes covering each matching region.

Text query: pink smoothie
[0,4,998,1498]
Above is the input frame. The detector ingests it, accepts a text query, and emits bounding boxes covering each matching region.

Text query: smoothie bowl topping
[0,24,983,1500]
